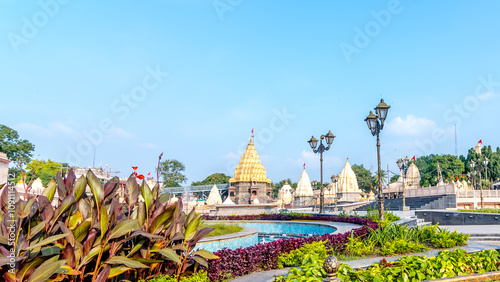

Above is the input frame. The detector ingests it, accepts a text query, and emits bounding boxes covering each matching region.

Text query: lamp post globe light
[396,156,410,211]
[308,131,336,214]
[470,160,485,209]
[331,174,340,211]
[364,99,390,221]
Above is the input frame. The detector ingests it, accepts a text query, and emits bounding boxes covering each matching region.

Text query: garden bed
[202,213,378,281]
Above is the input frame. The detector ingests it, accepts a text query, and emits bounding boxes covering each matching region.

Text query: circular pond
[197,220,337,253]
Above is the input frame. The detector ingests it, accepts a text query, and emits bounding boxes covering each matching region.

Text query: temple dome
[229,139,271,184]
[405,163,421,188]
[278,181,294,204]
[338,159,361,193]
[206,184,222,205]
[295,169,313,196]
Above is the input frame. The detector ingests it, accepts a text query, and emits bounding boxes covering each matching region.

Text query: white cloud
[478,91,497,101]
[222,152,240,161]
[286,150,342,170]
[386,115,437,136]
[138,142,160,149]
[16,122,79,137]
[109,127,132,139]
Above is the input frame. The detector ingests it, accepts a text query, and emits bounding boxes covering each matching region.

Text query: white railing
[457,190,500,199]
[403,184,456,198]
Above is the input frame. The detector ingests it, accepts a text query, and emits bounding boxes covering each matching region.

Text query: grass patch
[458,208,500,213]
[200,223,243,237]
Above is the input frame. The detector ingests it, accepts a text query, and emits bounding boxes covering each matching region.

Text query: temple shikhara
[334,158,364,202]
[228,138,272,204]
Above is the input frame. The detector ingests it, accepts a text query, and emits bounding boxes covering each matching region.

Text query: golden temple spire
[229,139,271,183]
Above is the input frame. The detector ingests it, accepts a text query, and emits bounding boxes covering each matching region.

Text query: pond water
[197,221,337,253]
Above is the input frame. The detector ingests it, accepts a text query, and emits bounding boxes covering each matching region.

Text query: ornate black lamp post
[364,99,390,221]
[331,174,340,211]
[396,156,410,211]
[470,160,484,209]
[308,131,336,214]
[484,157,489,185]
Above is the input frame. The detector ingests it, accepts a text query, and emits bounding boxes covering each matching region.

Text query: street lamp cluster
[396,156,410,211]
[308,131,335,213]
[364,99,391,221]
[470,157,489,209]
[307,99,390,218]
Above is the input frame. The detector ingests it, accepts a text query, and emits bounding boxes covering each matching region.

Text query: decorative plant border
[201,214,378,281]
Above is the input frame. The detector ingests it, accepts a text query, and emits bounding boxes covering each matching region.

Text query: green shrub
[277,240,328,268]
[274,253,326,282]
[142,271,210,282]
[379,238,427,256]
[337,249,500,282]
[345,233,375,257]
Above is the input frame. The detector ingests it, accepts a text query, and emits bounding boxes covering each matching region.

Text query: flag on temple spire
[303,163,306,168]
[251,128,254,134]
[478,139,482,145]
[411,156,416,161]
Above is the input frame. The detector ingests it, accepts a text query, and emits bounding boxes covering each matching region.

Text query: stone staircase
[416,218,432,227]
[468,233,500,246]
[353,196,447,211]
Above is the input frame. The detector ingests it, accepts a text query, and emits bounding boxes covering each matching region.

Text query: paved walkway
[230,241,499,282]
[440,225,500,235]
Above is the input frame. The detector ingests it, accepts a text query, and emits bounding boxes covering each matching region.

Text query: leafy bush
[279,211,314,217]
[345,234,375,257]
[277,241,329,268]
[203,214,378,281]
[379,239,427,256]
[338,249,500,282]
[1,168,217,282]
[419,224,470,248]
[142,271,210,282]
[366,207,400,223]
[274,253,326,282]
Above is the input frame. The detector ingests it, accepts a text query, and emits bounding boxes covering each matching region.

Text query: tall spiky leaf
[42,179,57,202]
[100,206,108,240]
[105,256,149,268]
[124,174,139,209]
[140,181,153,212]
[56,171,67,199]
[27,259,68,282]
[72,176,87,202]
[51,195,75,227]
[108,219,140,240]
[86,169,104,214]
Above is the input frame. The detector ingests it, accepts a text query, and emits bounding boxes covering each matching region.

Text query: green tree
[0,124,35,164]
[414,154,465,187]
[374,169,387,188]
[271,179,297,198]
[158,159,187,187]
[25,159,66,186]
[351,164,375,193]
[390,174,400,183]
[191,173,231,186]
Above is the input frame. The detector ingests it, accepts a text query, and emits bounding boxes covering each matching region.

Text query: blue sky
[1,0,499,184]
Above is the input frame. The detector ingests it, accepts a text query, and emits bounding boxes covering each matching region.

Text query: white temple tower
[206,184,223,206]
[0,152,9,185]
[336,159,363,202]
[294,168,314,206]
[405,163,421,189]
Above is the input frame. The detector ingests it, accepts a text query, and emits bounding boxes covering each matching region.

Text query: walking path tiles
[229,241,500,282]
[439,225,500,235]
